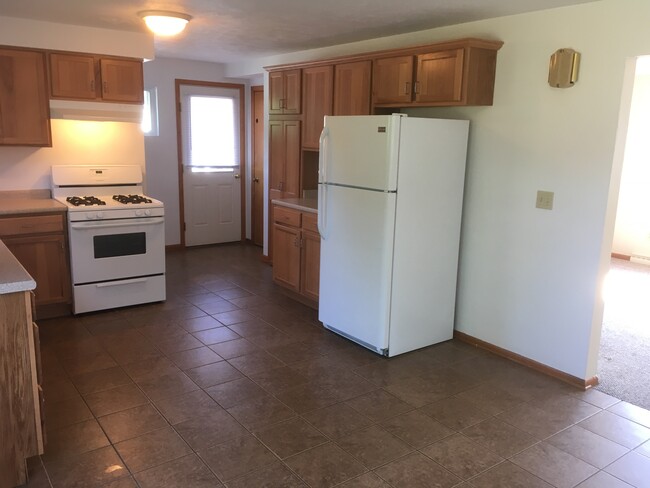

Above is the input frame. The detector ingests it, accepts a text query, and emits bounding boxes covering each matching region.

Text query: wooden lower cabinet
[0,213,71,312]
[0,290,44,488]
[272,205,321,303]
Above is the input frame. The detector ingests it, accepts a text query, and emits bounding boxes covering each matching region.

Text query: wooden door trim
[251,85,264,246]
[175,79,247,247]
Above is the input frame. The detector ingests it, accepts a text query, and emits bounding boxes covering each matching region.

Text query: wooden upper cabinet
[49,52,143,103]
[415,49,464,103]
[372,55,414,104]
[0,48,51,146]
[268,119,301,198]
[99,58,144,103]
[302,65,333,150]
[333,60,372,116]
[50,53,97,100]
[269,69,301,115]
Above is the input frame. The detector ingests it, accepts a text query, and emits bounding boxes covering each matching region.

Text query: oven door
[68,216,165,284]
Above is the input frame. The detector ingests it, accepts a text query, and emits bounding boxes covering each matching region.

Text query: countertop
[272,198,318,214]
[0,240,36,294]
[0,190,67,216]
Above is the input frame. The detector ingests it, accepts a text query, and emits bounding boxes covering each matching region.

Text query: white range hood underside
[49,99,143,123]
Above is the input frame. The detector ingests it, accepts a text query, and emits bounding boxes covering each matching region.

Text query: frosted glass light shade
[139,10,191,36]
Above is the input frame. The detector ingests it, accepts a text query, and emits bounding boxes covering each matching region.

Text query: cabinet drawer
[274,206,301,227]
[302,212,319,233]
[0,214,64,237]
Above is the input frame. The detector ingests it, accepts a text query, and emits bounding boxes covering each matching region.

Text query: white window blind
[180,85,240,169]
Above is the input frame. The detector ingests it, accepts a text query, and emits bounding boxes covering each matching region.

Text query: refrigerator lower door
[318,183,396,354]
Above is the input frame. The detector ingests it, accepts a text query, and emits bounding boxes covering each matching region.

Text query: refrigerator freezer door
[319,115,401,191]
[318,184,396,353]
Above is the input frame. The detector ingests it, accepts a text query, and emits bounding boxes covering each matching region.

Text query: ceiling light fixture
[138,10,192,36]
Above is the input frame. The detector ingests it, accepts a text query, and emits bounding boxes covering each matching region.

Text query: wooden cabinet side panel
[49,53,97,100]
[302,65,333,150]
[415,49,464,103]
[283,120,301,199]
[269,120,285,192]
[99,58,144,103]
[333,60,372,116]
[0,48,51,146]
[464,47,499,106]
[300,230,321,301]
[272,223,301,291]
[0,292,38,487]
[372,56,414,104]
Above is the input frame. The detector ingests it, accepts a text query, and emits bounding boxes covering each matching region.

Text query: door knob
[234,174,241,179]
[253,177,260,183]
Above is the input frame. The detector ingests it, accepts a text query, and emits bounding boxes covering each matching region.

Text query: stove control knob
[86,212,96,219]
[144,209,152,216]
[135,209,144,217]
[95,212,104,219]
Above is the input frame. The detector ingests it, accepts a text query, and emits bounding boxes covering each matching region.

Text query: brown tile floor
[21,243,650,488]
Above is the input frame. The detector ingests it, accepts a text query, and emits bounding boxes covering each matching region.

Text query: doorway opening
[599,55,650,409]
[175,80,246,247]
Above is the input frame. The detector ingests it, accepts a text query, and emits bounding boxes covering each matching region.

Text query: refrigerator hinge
[380,348,389,357]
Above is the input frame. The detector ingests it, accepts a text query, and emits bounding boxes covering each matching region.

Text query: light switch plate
[536,190,554,210]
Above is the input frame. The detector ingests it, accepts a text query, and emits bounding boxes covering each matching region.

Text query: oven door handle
[70,217,164,230]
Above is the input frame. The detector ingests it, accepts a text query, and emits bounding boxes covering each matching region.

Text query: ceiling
[0,0,598,63]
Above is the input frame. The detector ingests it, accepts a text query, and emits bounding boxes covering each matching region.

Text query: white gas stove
[52,165,166,314]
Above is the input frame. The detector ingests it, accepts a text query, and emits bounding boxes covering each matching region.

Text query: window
[142,88,159,136]
[180,85,240,172]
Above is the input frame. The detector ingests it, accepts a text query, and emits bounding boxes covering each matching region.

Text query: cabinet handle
[280,98,285,109]
[404,82,410,95]
[294,237,299,247]
[279,181,284,191]
[90,79,95,92]
[413,81,420,95]
[103,81,108,94]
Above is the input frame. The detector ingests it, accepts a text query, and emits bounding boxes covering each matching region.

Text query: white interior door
[180,84,243,246]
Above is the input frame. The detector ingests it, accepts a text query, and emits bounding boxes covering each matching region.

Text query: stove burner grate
[113,194,153,204]
[66,196,106,206]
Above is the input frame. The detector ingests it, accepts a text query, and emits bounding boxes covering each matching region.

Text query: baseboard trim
[261,254,272,265]
[611,252,631,260]
[453,330,599,390]
[165,244,184,251]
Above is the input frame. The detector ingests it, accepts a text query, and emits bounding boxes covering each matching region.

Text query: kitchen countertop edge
[0,240,36,294]
[272,198,318,214]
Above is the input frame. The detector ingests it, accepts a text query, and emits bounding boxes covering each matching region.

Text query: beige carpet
[596,258,650,409]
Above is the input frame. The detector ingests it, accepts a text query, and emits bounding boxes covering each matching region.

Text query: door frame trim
[251,85,264,246]
[175,79,247,247]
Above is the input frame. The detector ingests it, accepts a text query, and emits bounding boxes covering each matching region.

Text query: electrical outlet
[536,190,554,210]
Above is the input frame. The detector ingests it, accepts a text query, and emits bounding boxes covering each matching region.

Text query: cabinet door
[302,65,333,150]
[272,223,301,291]
[49,53,97,100]
[269,120,285,192]
[283,120,301,198]
[0,49,51,146]
[283,69,302,114]
[301,230,321,301]
[415,49,464,103]
[333,60,371,116]
[4,235,71,306]
[99,58,144,103]
[268,71,284,114]
[372,56,414,104]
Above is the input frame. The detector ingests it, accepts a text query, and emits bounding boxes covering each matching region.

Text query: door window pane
[187,96,238,167]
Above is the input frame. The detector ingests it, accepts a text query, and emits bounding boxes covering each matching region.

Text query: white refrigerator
[317,114,469,357]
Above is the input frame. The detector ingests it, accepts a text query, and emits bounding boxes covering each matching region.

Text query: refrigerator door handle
[318,126,330,238]
[318,126,329,184]
[318,183,327,239]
